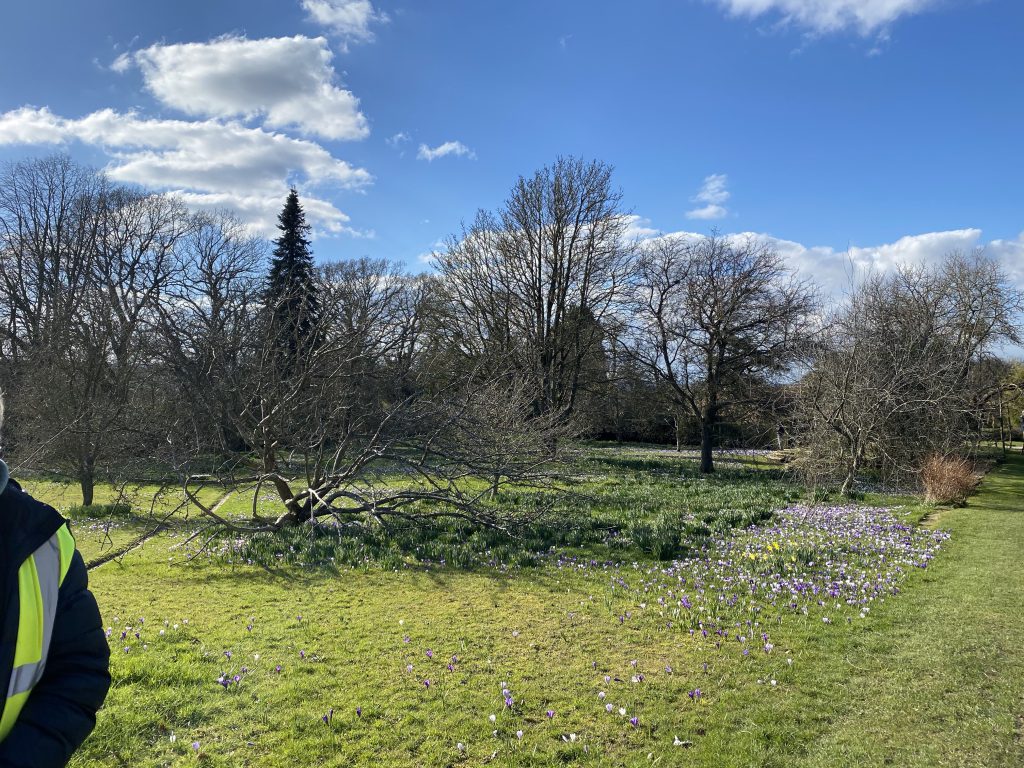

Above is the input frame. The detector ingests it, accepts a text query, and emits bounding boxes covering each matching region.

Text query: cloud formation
[708,0,941,35]
[113,35,368,141]
[301,0,388,47]
[634,225,1024,296]
[417,140,476,162]
[0,106,372,236]
[686,173,730,220]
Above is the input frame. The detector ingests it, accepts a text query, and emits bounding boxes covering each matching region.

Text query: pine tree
[266,189,319,376]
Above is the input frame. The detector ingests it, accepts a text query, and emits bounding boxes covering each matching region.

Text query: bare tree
[0,156,100,363]
[0,156,188,502]
[156,211,266,456]
[182,258,564,534]
[798,251,1022,492]
[629,233,818,472]
[435,157,631,429]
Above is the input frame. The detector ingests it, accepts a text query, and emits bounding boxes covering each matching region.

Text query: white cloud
[686,173,730,220]
[109,52,133,74]
[417,140,476,162]
[973,231,1024,292]
[302,0,388,47]
[620,215,661,241]
[117,35,368,141]
[417,239,448,265]
[0,106,372,236]
[686,204,729,220]
[638,225,1024,297]
[709,0,941,35]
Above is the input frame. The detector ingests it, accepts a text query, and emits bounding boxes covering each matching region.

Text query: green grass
[793,454,1024,767]
[19,448,1024,766]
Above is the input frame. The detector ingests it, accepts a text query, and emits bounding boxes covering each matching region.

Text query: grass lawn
[20,448,1024,766]
[798,453,1024,767]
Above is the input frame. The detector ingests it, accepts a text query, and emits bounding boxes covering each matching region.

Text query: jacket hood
[0,464,65,564]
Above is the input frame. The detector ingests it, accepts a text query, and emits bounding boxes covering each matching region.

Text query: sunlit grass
[18,446,1023,766]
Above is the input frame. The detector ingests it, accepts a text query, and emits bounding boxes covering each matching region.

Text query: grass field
[21,446,1024,766]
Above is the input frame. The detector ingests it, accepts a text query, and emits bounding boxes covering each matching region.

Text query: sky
[0,0,1021,293]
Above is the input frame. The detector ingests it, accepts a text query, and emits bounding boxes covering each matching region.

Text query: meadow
[24,445,1024,767]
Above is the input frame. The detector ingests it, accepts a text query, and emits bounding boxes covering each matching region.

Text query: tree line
[0,155,1020,529]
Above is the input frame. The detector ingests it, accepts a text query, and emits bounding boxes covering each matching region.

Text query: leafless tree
[156,211,266,456]
[629,233,818,472]
[434,157,631,430]
[797,251,1022,492]
[182,257,565,535]
[0,156,188,502]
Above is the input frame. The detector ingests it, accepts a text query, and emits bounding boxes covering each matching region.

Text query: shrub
[920,455,977,505]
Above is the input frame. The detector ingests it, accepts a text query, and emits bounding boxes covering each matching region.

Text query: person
[0,395,110,767]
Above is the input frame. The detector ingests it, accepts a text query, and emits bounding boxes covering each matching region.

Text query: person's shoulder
[0,479,66,559]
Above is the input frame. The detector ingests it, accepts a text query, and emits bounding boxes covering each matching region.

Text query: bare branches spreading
[0,157,190,502]
[1,153,1022,528]
[628,233,819,472]
[435,157,630,424]
[797,251,1023,492]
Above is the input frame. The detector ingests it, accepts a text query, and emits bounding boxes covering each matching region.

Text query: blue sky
[0,0,1021,289]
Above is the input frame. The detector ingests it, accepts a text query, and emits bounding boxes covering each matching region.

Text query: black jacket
[0,478,111,768]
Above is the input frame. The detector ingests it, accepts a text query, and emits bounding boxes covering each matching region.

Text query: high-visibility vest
[0,524,76,741]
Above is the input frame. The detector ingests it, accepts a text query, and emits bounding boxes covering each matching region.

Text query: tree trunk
[997,394,1006,453]
[79,452,95,507]
[841,445,861,496]
[674,414,685,452]
[699,417,715,474]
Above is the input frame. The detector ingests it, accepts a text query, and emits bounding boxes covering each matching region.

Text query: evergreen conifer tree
[265,188,319,376]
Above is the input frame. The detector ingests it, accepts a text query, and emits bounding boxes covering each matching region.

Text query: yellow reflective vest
[0,524,76,741]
